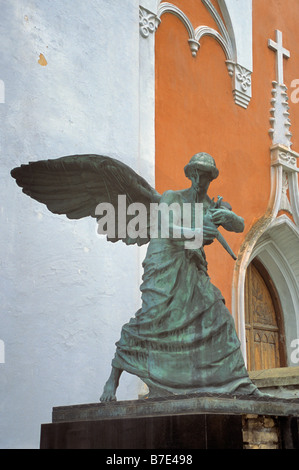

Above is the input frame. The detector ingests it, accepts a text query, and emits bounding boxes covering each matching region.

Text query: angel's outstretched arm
[211,208,244,233]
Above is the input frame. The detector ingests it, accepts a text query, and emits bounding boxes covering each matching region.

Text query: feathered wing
[11,154,161,246]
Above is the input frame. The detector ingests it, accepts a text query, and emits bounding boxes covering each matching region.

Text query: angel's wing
[11,154,161,246]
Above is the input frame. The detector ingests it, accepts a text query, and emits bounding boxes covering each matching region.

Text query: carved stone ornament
[139,1,253,109]
[267,30,299,223]
[279,171,292,214]
[269,82,293,148]
[232,64,252,109]
[271,145,299,172]
[139,6,160,38]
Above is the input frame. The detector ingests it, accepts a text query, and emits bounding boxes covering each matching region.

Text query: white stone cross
[268,30,290,85]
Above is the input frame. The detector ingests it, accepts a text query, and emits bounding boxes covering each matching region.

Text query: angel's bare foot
[100,366,123,402]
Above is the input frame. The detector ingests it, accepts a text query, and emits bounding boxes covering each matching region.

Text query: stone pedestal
[40,393,299,449]
[249,366,299,399]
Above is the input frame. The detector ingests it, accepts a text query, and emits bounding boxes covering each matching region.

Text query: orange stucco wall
[155,0,299,310]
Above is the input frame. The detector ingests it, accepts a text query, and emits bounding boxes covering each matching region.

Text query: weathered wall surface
[0,0,151,448]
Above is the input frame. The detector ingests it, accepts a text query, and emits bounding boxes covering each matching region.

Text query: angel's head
[184,152,219,195]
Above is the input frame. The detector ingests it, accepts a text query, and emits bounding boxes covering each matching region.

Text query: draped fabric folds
[112,238,257,397]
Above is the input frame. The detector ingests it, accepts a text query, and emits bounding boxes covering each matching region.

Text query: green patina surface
[11,152,259,400]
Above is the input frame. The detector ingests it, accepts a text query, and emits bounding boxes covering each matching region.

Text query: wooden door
[245,259,286,371]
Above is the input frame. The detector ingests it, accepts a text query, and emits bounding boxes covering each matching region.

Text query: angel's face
[190,170,212,195]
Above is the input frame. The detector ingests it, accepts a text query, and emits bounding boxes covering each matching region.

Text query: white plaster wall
[0,0,152,449]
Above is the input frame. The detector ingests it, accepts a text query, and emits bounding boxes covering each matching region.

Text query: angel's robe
[111,209,258,398]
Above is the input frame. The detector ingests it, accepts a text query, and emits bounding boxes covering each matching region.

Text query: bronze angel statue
[11,152,262,401]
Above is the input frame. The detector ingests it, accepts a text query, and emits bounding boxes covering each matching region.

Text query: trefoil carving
[139,7,160,38]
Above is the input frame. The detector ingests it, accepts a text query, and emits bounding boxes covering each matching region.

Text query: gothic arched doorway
[245,258,287,371]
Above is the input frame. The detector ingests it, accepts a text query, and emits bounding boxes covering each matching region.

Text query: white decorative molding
[268,145,299,227]
[200,0,234,58]
[156,3,201,57]
[138,5,156,188]
[153,1,235,60]
[195,25,233,60]
[139,1,253,108]
[270,144,299,173]
[268,31,292,148]
[232,64,252,109]
[139,6,160,38]
[280,171,292,214]
[269,82,293,148]
[268,30,290,86]
[235,65,252,91]
[267,30,299,224]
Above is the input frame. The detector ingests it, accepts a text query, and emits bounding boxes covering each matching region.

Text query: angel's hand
[203,224,219,245]
[211,209,244,233]
[211,209,234,226]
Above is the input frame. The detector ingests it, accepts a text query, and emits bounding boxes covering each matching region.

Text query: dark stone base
[40,413,243,449]
[279,417,299,449]
[40,393,299,449]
